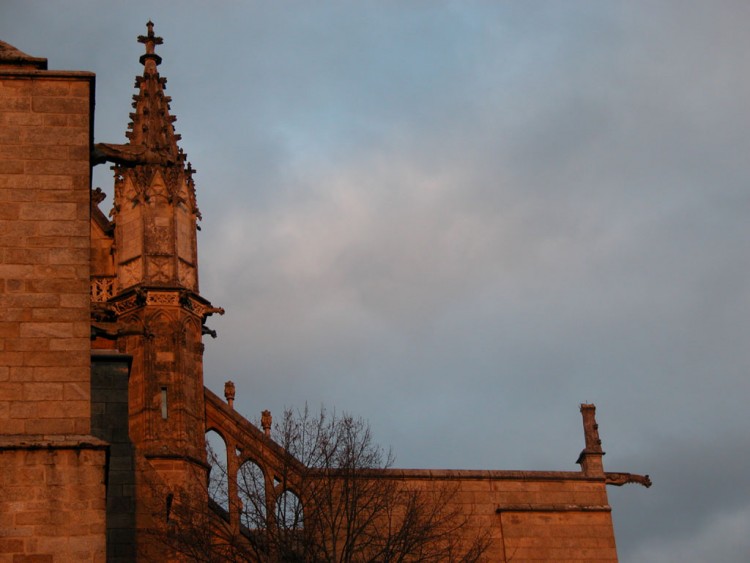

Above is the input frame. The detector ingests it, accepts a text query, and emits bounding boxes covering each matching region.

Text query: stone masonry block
[19,322,73,338]
[46,247,89,265]
[24,350,88,368]
[24,159,89,176]
[36,400,88,418]
[8,401,36,419]
[21,383,63,401]
[0,111,44,126]
[31,366,85,382]
[0,322,20,338]
[0,174,75,190]
[27,236,72,249]
[49,338,89,351]
[5,280,25,292]
[42,114,68,127]
[67,145,89,160]
[0,383,23,401]
[0,146,72,161]
[23,421,79,444]
[67,237,90,248]
[5,248,49,265]
[62,382,88,401]
[19,128,88,146]
[0,538,24,553]
[0,96,30,111]
[0,161,24,174]
[0,129,22,144]
[58,294,89,308]
[68,82,90,97]
[31,307,88,321]
[30,80,71,96]
[66,114,88,128]
[0,78,33,92]
[18,203,78,221]
[1,420,25,433]
[0,351,24,366]
[0,203,21,219]
[25,278,87,294]
[31,97,88,114]
[1,294,59,308]
[0,265,35,279]
[35,221,84,237]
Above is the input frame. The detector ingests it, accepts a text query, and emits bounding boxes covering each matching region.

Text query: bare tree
[229,405,489,562]
[153,405,488,561]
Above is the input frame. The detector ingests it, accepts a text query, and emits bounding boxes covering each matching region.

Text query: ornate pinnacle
[122,21,181,159]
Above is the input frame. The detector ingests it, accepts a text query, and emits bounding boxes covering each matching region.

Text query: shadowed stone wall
[0,42,107,561]
[91,350,136,562]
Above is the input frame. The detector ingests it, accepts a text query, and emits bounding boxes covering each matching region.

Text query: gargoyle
[605,472,652,488]
[92,143,176,167]
[90,323,148,340]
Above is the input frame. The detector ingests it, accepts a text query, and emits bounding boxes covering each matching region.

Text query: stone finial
[261,410,272,438]
[224,381,235,409]
[579,403,603,453]
[137,21,163,66]
[576,403,605,476]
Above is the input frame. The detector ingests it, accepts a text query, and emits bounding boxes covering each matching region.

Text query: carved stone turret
[103,23,220,465]
[109,29,200,292]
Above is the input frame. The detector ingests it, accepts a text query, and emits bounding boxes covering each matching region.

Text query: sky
[2,2,750,561]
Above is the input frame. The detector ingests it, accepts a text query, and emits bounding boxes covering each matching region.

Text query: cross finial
[138,21,164,65]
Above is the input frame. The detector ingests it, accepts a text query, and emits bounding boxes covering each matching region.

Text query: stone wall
[0,440,107,562]
[0,46,108,562]
[383,469,617,561]
[205,389,619,562]
[0,60,94,436]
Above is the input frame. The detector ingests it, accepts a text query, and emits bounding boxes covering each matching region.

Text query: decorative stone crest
[145,291,180,307]
[178,260,196,290]
[261,410,272,438]
[119,258,143,289]
[148,257,172,283]
[109,292,144,316]
[145,221,172,255]
[91,276,116,302]
[224,381,235,409]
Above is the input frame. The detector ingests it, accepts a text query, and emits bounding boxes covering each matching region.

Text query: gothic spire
[125,21,181,163]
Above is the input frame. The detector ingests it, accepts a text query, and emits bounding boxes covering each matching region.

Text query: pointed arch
[276,489,303,532]
[237,458,267,531]
[145,308,175,329]
[205,429,229,513]
[147,169,170,204]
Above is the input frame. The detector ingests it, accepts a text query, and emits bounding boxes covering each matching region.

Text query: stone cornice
[108,287,222,320]
[0,435,108,450]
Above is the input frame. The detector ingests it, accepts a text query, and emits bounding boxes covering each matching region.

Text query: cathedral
[0,23,649,561]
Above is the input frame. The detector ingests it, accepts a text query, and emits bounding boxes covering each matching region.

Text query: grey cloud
[4,3,750,560]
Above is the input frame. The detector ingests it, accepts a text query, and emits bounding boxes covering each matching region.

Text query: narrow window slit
[161,387,168,419]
